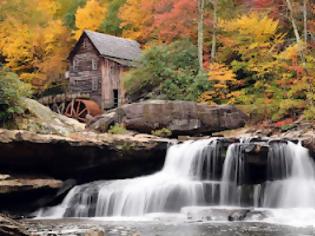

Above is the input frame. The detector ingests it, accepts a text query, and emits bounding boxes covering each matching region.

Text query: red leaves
[152,0,198,43]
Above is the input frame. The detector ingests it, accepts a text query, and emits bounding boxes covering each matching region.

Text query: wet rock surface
[24,219,315,236]
[88,100,248,135]
[216,119,315,157]
[183,207,270,222]
[0,214,30,236]
[0,129,169,182]
[0,174,71,214]
[0,129,169,214]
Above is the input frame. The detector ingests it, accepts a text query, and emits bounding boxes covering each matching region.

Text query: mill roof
[70,30,142,65]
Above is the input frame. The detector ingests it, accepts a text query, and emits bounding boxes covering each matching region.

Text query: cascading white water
[38,138,315,219]
[38,139,223,217]
[262,141,315,208]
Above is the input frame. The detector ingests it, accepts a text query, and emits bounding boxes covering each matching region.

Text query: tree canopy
[0,0,314,121]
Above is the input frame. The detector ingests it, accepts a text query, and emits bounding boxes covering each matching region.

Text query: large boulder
[88,100,249,135]
[14,98,85,136]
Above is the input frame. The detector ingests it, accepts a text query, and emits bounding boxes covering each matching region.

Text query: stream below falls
[34,138,315,235]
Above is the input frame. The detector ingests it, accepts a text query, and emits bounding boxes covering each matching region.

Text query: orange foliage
[153,0,198,43]
[119,0,155,43]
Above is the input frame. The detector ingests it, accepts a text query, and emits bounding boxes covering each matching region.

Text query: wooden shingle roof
[84,30,141,62]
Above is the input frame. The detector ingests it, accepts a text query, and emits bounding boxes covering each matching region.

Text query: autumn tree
[75,0,108,39]
[56,0,87,29]
[0,0,72,90]
[153,0,199,43]
[99,0,126,36]
[118,0,155,43]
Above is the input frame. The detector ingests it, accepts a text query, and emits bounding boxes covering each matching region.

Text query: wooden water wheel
[39,93,102,123]
[64,99,101,123]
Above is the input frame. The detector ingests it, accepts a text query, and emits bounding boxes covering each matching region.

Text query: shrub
[108,123,127,134]
[152,128,172,138]
[0,69,32,123]
[123,40,211,102]
[304,106,315,120]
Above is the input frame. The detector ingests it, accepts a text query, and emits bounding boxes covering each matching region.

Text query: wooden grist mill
[39,30,142,123]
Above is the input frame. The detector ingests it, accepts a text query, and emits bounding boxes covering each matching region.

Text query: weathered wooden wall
[69,36,102,106]
[101,59,123,109]
[69,35,125,110]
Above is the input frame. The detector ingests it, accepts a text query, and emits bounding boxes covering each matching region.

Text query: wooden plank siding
[68,36,122,109]
[69,36,103,105]
[67,31,141,111]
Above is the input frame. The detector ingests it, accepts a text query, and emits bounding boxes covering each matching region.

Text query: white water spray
[38,138,315,221]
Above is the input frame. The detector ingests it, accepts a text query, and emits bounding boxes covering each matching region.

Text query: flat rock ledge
[0,129,170,214]
[0,173,64,214]
[0,129,170,182]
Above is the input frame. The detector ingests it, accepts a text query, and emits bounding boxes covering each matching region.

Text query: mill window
[82,39,87,49]
[72,59,78,72]
[92,59,98,70]
[92,78,98,91]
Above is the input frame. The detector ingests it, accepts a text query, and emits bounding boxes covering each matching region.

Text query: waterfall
[38,138,315,218]
[263,141,315,208]
[39,139,224,217]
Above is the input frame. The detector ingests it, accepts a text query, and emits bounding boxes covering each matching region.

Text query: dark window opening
[113,89,119,108]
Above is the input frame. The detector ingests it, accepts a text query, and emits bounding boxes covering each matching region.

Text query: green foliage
[108,123,127,134]
[57,0,87,29]
[304,106,315,120]
[124,40,212,101]
[151,128,172,138]
[99,0,126,36]
[0,69,32,122]
[280,124,297,132]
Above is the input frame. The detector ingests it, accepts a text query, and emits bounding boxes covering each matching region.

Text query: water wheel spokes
[64,99,88,123]
[51,102,66,114]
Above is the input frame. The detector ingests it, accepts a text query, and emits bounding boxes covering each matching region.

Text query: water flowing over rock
[87,100,249,135]
[38,137,315,218]
[0,129,169,214]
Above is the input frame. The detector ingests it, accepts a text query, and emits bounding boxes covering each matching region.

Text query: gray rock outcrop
[15,98,85,136]
[88,100,249,135]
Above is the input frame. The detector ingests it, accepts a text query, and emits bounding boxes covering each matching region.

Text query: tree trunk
[285,0,301,43]
[198,0,205,71]
[303,0,308,43]
[211,0,218,61]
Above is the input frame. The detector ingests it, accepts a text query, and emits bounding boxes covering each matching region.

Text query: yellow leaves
[198,91,217,105]
[199,63,238,105]
[208,63,236,82]
[278,43,303,61]
[37,0,59,17]
[208,63,237,93]
[220,13,281,42]
[75,0,108,39]
[118,0,154,42]
[0,12,71,90]
[219,12,286,78]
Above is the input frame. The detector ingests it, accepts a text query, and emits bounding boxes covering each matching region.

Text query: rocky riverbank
[0,129,170,214]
